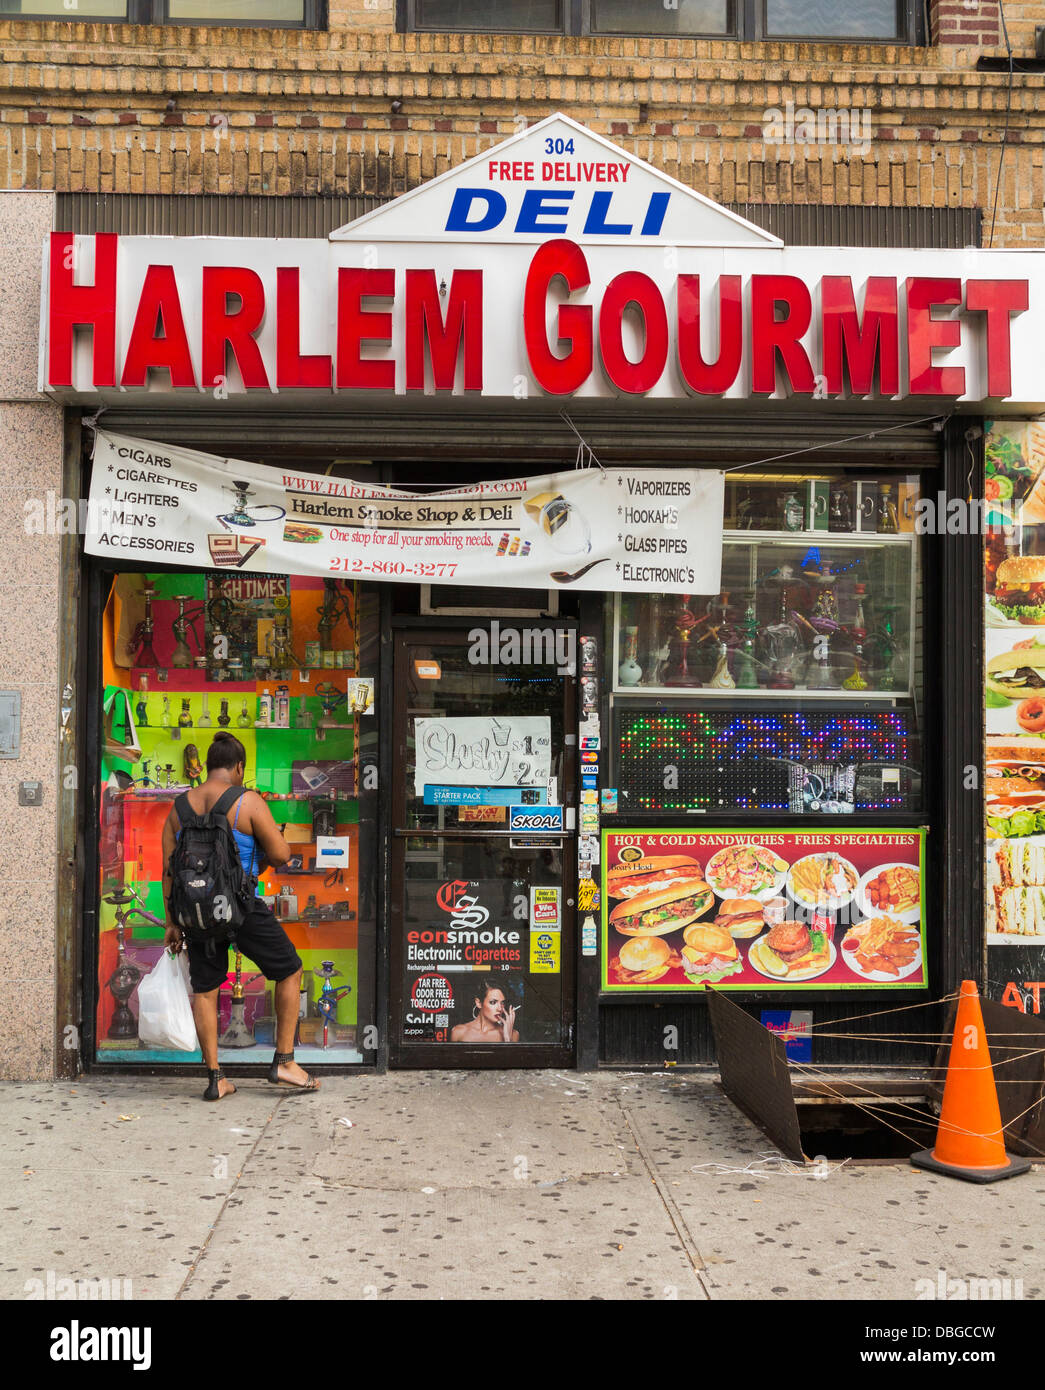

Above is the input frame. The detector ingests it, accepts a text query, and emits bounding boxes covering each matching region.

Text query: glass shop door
[389,627,576,1068]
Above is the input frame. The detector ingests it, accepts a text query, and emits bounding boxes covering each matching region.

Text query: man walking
[161,732,320,1099]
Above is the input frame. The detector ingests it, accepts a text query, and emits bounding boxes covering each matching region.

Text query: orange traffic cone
[911,980,1031,1183]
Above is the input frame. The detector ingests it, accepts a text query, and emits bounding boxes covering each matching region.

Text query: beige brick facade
[0,9,1042,244]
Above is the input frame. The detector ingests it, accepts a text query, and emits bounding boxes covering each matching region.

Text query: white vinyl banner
[85,430,724,595]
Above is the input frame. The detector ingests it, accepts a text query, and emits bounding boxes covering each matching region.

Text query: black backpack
[168,787,256,944]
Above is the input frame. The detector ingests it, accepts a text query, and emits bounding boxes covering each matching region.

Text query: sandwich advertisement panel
[984,421,1045,980]
[601,828,927,992]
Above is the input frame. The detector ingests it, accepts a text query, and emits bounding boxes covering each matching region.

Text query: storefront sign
[509,805,564,834]
[401,876,535,1043]
[602,828,927,992]
[41,121,1038,409]
[413,715,552,795]
[423,785,547,807]
[84,430,725,596]
[530,886,561,928]
[529,931,561,974]
[760,1009,814,1061]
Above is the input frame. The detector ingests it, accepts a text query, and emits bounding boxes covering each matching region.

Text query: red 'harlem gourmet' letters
[46,232,1027,400]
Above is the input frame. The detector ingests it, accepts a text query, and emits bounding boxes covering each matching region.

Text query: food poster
[601,829,927,991]
[983,421,1045,963]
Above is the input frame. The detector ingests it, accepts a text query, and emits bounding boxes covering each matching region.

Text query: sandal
[203,1069,236,1102]
[267,1051,320,1092]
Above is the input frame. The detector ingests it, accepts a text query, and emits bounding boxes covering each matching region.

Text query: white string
[721,412,949,472]
[689,1151,851,1178]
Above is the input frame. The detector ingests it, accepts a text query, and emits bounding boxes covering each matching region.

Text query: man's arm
[244,792,293,869]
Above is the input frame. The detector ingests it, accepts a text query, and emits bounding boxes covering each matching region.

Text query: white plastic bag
[137,949,198,1052]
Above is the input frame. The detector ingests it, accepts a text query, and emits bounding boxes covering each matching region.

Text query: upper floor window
[2,1,319,26]
[402,0,915,41]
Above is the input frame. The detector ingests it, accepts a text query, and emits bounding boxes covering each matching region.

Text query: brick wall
[931,0,1001,47]
[0,19,1042,246]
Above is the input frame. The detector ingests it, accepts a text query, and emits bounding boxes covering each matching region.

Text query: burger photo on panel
[988,556,1045,627]
[985,640,1045,705]
[605,855,704,899]
[679,923,743,981]
[615,935,674,984]
[748,920,834,981]
[608,874,714,937]
[713,897,765,939]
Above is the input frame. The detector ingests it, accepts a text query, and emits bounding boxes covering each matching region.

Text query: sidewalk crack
[617,1100,714,1300]
[174,1099,286,1300]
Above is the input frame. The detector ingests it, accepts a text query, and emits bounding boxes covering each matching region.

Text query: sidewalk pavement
[1,1070,1041,1302]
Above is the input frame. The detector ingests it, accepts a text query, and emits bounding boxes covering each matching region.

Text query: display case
[96,571,377,1064]
[608,471,925,817]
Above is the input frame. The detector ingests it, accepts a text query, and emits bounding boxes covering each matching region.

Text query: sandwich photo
[713,897,765,939]
[283,521,323,544]
[984,790,1045,840]
[985,739,1045,796]
[990,838,1045,936]
[985,641,1045,703]
[748,920,834,980]
[679,923,743,980]
[606,854,704,899]
[988,556,1045,626]
[608,875,714,937]
[613,935,675,983]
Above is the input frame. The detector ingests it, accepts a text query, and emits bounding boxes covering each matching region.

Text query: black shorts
[185,899,302,995]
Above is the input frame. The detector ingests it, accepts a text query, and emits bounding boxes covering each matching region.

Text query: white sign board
[413,716,552,796]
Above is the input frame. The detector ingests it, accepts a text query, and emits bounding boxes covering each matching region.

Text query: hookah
[733,595,761,691]
[663,594,701,687]
[217,479,287,532]
[868,600,901,691]
[316,579,354,660]
[761,567,803,690]
[207,577,244,680]
[219,950,263,1048]
[126,584,161,668]
[198,693,213,728]
[708,632,735,689]
[134,675,149,728]
[171,594,206,669]
[313,960,352,1049]
[103,887,165,1043]
[267,613,303,678]
[314,682,348,741]
[217,698,231,728]
[843,582,870,691]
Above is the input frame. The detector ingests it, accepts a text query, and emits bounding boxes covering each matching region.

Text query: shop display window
[609,471,925,817]
[96,571,376,1064]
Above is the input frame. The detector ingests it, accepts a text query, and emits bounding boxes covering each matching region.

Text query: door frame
[388,624,578,1069]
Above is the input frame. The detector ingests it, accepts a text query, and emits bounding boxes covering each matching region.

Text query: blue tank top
[231,796,260,887]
